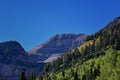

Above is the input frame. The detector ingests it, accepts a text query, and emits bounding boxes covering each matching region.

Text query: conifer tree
[19,71,27,80]
[31,72,36,80]
[74,72,79,80]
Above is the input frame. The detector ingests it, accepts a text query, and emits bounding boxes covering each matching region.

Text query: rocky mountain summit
[29,34,87,55]
[29,34,87,62]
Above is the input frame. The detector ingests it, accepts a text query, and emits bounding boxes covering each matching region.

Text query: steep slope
[44,48,120,80]
[0,41,43,80]
[41,16,120,80]
[29,34,87,62]
[100,16,120,32]
[29,34,87,55]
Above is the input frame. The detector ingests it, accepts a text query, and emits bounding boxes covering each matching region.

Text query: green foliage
[96,49,120,80]
[43,48,82,73]
[42,48,120,80]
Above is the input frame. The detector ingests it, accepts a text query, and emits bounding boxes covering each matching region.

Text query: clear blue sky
[0,0,120,51]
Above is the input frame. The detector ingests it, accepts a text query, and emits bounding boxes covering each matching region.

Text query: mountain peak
[0,41,26,56]
[100,16,120,32]
[51,34,86,41]
[114,16,120,22]
[29,34,87,55]
[55,33,85,36]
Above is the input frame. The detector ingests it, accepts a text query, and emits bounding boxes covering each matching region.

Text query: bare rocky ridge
[29,34,87,62]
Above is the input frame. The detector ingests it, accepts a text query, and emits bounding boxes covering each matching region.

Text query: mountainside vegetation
[36,17,120,80]
[41,48,120,80]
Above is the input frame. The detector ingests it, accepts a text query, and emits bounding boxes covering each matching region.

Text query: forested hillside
[36,17,120,80]
[40,48,120,80]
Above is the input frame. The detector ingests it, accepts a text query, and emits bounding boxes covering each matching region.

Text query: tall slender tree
[19,71,27,80]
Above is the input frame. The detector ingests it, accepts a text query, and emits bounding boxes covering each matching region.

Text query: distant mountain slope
[28,34,87,62]
[0,41,26,56]
[0,41,43,80]
[29,34,87,55]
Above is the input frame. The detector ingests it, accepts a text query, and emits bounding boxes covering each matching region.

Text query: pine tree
[19,71,27,80]
[74,72,79,80]
[38,74,43,80]
[62,70,65,77]
[82,74,86,80]
[30,72,36,80]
